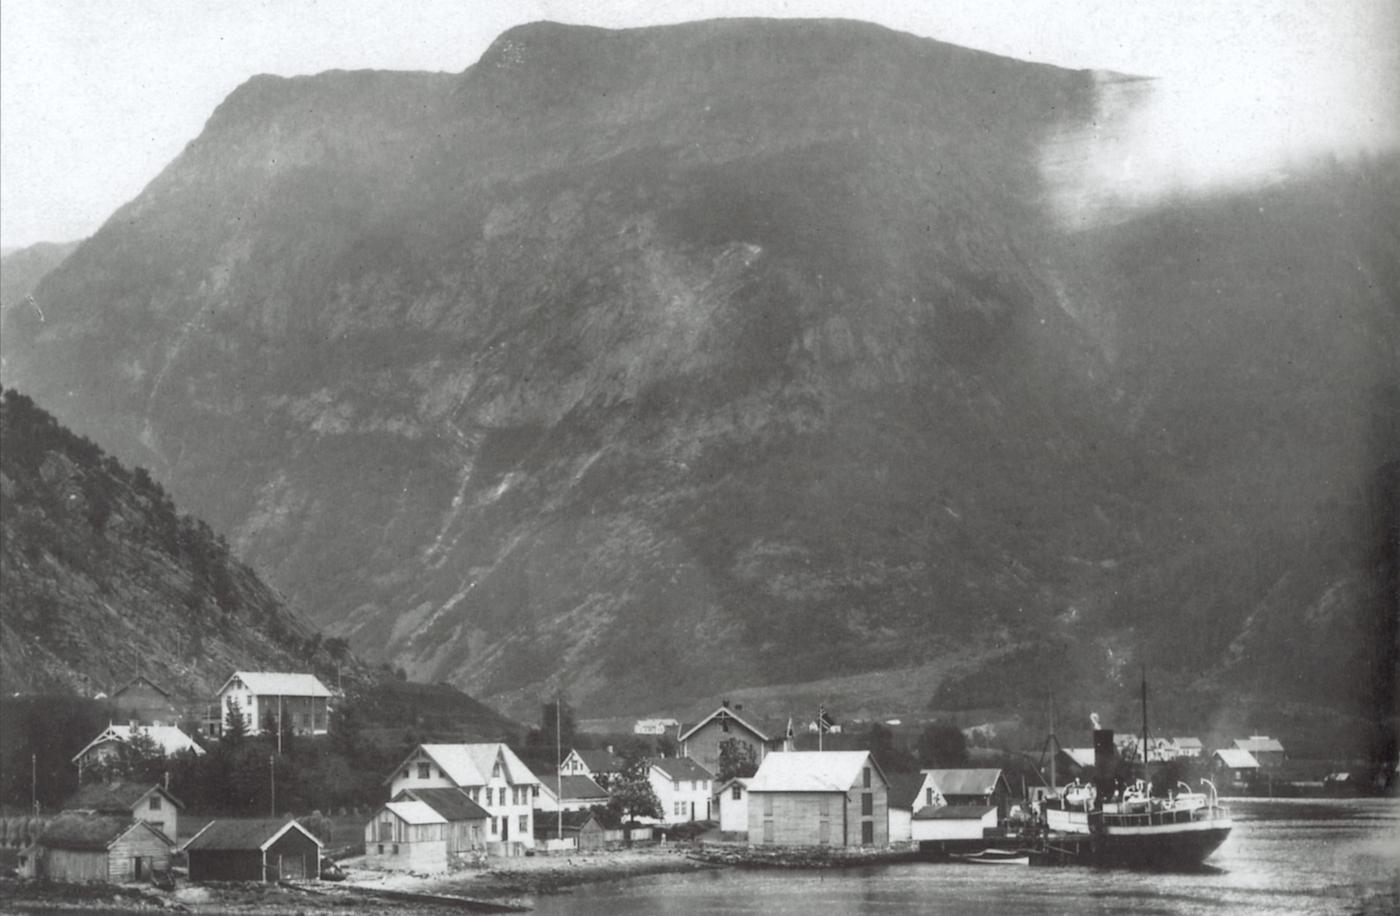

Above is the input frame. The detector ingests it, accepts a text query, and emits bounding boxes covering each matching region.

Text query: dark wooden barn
[182,818,321,882]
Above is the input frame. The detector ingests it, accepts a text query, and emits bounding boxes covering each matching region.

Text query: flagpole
[555,697,563,844]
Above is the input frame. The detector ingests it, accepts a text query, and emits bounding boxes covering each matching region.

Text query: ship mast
[1140,669,1149,784]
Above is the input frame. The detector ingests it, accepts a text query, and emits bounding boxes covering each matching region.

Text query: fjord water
[532,800,1400,915]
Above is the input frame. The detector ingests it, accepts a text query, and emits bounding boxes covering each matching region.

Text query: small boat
[951,848,1031,865]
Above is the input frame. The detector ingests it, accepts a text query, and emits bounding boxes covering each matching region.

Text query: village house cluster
[16,671,1296,885]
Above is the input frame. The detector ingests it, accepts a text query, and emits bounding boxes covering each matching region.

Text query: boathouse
[746,751,889,846]
[23,815,171,883]
[183,818,321,882]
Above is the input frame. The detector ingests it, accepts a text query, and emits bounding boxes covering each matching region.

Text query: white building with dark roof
[648,757,714,824]
[385,743,539,851]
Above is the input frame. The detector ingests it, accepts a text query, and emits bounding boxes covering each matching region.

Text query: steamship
[1040,703,1232,867]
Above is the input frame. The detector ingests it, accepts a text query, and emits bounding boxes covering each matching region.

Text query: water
[530,799,1400,915]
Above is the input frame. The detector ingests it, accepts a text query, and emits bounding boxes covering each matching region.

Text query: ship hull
[1089,823,1232,868]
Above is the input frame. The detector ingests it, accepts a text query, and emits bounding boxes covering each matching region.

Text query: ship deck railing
[1101,805,1230,828]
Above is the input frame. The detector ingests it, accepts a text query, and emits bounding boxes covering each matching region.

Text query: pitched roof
[394,787,489,821]
[886,772,926,810]
[183,818,322,852]
[570,749,624,772]
[712,776,751,798]
[1172,737,1203,749]
[679,706,771,743]
[71,724,204,762]
[62,782,183,813]
[1213,748,1260,769]
[220,672,332,697]
[1234,736,1285,754]
[748,752,880,792]
[557,774,610,800]
[37,815,148,851]
[1059,748,1097,768]
[913,804,997,820]
[649,757,714,781]
[384,743,540,788]
[924,769,1006,797]
[112,676,173,699]
[384,801,447,826]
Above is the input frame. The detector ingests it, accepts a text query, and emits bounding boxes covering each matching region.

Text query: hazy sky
[2,0,1396,248]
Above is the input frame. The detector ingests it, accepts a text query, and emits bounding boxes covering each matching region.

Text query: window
[493,761,502,777]
[438,768,445,778]
[673,779,680,792]
[418,763,431,779]
[690,780,697,791]
[861,793,873,816]
[490,817,498,835]
[519,814,528,833]
[732,785,742,800]
[149,796,161,811]
[863,767,871,788]
[818,797,829,817]
[485,788,493,806]
[926,787,933,806]
[763,795,774,816]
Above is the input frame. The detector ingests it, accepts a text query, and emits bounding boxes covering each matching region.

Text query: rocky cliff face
[2,20,1395,722]
[0,387,339,697]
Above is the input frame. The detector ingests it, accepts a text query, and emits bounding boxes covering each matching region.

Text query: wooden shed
[364,801,449,872]
[27,814,171,883]
[183,818,321,882]
[391,787,489,859]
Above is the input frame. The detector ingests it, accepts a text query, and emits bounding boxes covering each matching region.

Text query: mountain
[0,385,340,697]
[1,19,1395,731]
[0,240,82,361]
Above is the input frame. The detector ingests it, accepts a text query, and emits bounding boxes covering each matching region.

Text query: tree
[917,721,969,768]
[869,723,918,774]
[606,740,663,828]
[222,697,248,745]
[539,696,576,751]
[717,737,759,781]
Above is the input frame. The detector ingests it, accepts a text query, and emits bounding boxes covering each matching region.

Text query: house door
[134,857,146,880]
[280,854,304,879]
[861,821,874,845]
[502,817,509,842]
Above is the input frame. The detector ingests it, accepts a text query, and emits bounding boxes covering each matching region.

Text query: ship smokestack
[1093,727,1117,801]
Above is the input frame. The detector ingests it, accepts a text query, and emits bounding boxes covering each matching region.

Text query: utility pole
[270,755,276,817]
[555,697,563,845]
[31,753,38,815]
[277,695,284,756]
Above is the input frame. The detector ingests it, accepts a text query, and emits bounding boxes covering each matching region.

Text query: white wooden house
[648,757,714,824]
[216,672,332,737]
[713,777,750,835]
[385,743,539,852]
[72,725,204,775]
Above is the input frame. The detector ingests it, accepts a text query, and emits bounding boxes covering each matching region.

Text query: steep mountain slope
[0,386,337,697]
[0,240,81,371]
[1,19,1394,724]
